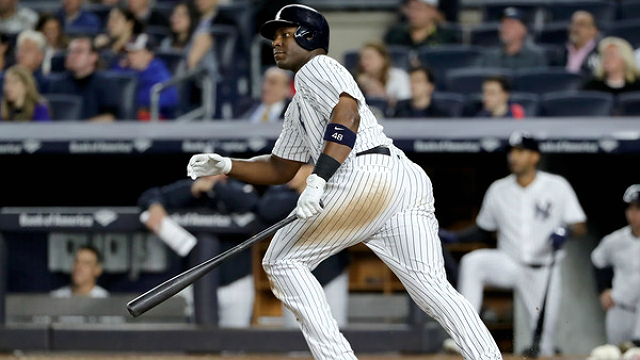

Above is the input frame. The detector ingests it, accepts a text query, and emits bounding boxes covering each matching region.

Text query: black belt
[356,146,390,157]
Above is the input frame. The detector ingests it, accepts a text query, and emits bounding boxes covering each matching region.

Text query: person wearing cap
[112,33,178,120]
[383,0,458,50]
[442,131,587,356]
[591,184,640,348]
[476,7,547,71]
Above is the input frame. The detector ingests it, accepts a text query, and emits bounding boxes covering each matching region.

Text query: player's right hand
[187,153,232,180]
[294,174,326,219]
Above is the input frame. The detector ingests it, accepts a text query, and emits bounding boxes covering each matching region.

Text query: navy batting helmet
[260,4,330,53]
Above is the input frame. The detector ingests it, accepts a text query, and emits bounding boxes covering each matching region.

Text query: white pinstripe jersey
[271,55,392,169]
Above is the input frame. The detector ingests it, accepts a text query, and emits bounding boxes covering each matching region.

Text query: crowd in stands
[0,0,638,121]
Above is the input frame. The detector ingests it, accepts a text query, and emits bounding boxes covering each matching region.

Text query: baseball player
[448,131,587,357]
[187,4,502,360]
[591,184,640,347]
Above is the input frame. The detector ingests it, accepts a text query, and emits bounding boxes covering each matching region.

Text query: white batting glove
[294,174,326,219]
[186,153,232,180]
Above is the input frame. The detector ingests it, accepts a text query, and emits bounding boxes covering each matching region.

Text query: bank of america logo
[93,209,118,226]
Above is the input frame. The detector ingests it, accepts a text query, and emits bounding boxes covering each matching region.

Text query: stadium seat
[468,23,502,47]
[547,0,617,24]
[416,45,484,87]
[538,44,564,66]
[155,51,183,74]
[440,22,464,44]
[84,3,111,25]
[512,67,586,95]
[366,97,390,118]
[615,91,640,116]
[146,25,171,44]
[535,21,569,46]
[218,1,255,52]
[431,92,467,117]
[444,67,513,95]
[462,92,539,117]
[606,20,640,48]
[44,94,83,121]
[617,0,640,20]
[101,71,138,120]
[49,51,67,73]
[539,90,615,117]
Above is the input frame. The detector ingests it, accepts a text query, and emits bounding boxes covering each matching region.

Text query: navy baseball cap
[502,7,525,22]
[126,33,157,52]
[508,131,539,152]
[623,184,640,204]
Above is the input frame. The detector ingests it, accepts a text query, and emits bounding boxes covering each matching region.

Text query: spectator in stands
[47,36,116,122]
[138,175,260,327]
[112,33,178,120]
[36,14,69,75]
[94,6,143,56]
[50,245,109,298]
[393,65,447,118]
[15,30,48,92]
[582,37,640,95]
[562,10,599,74]
[256,164,351,328]
[127,0,169,30]
[591,184,640,349]
[236,66,292,123]
[1,65,50,121]
[159,1,198,52]
[0,0,38,33]
[355,42,411,111]
[476,7,547,71]
[476,75,525,119]
[56,0,102,34]
[383,0,457,49]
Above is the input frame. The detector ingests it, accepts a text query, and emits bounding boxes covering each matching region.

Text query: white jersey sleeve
[591,234,612,269]
[476,183,499,231]
[271,110,311,162]
[558,177,587,224]
[295,55,366,120]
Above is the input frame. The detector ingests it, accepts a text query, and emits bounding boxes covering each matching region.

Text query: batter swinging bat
[127,214,297,317]
[525,247,558,358]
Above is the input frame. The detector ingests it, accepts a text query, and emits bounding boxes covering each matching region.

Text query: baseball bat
[526,248,557,358]
[127,214,297,317]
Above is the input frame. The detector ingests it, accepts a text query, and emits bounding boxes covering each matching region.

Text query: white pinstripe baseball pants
[262,146,502,360]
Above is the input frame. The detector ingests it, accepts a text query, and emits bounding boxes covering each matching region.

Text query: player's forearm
[227,154,302,185]
[325,94,360,164]
[568,222,587,237]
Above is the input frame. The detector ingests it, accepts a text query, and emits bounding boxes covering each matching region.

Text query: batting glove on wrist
[294,174,326,219]
[549,226,570,250]
[186,153,232,180]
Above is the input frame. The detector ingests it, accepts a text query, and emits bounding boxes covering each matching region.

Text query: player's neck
[515,169,536,187]
[631,226,640,238]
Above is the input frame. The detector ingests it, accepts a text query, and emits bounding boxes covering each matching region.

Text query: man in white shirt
[51,245,109,298]
[444,131,587,356]
[0,0,38,33]
[591,184,640,348]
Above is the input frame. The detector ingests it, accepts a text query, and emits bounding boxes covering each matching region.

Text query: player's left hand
[294,174,325,219]
[549,226,570,250]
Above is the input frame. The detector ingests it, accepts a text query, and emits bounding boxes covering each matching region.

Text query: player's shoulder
[299,55,348,79]
[537,171,573,188]
[489,174,515,191]
[602,225,631,244]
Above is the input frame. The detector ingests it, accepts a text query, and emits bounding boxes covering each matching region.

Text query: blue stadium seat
[416,45,484,87]
[146,25,171,44]
[49,51,67,73]
[431,92,467,117]
[512,67,586,95]
[155,50,183,74]
[540,90,615,116]
[440,22,464,44]
[462,92,540,117]
[538,44,564,66]
[618,0,640,20]
[606,20,640,48]
[615,91,640,116]
[101,71,138,120]
[444,67,514,95]
[218,1,255,52]
[468,23,502,47]
[535,21,569,46]
[547,0,617,24]
[44,94,83,121]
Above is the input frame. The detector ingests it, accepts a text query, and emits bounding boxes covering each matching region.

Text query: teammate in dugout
[187,4,502,360]
[444,131,587,357]
[591,184,640,348]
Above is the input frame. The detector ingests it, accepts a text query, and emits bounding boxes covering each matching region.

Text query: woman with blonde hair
[1,65,51,121]
[355,41,411,111]
[582,36,640,95]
